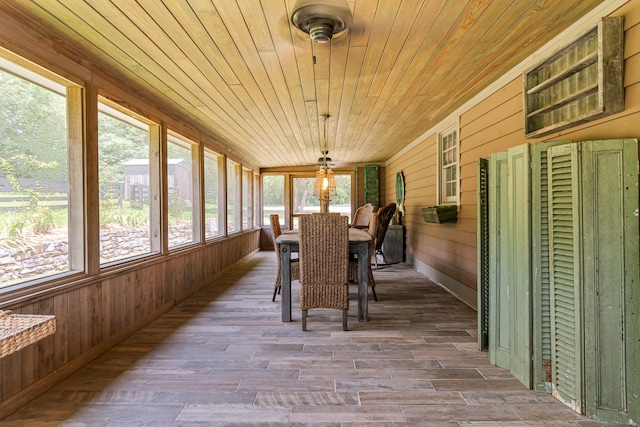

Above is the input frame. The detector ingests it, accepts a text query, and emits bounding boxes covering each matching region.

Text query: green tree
[0,70,67,179]
[262,175,284,207]
[333,175,351,204]
[97,112,148,182]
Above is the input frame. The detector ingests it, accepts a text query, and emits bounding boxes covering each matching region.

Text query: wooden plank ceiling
[0,0,604,168]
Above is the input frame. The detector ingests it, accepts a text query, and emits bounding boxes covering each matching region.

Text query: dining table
[275,227,372,323]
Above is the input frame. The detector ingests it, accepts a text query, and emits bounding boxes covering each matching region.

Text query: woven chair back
[270,214,282,251]
[299,214,349,285]
[374,203,396,251]
[351,203,375,229]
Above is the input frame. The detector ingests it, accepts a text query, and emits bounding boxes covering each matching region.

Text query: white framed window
[438,125,459,205]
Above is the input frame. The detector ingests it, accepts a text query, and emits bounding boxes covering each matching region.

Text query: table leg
[357,241,369,322]
[280,243,292,322]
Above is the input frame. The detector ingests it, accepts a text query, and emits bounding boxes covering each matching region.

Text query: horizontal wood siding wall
[0,231,260,417]
[384,1,640,304]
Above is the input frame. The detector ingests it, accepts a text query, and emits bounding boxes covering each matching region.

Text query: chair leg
[342,309,348,331]
[272,286,280,302]
[302,309,307,331]
[368,268,377,302]
[381,249,389,265]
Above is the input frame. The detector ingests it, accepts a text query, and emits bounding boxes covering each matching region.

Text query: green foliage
[2,215,26,240]
[97,112,148,182]
[333,175,351,204]
[99,199,149,229]
[30,207,54,234]
[262,175,284,207]
[0,71,67,180]
[167,188,187,224]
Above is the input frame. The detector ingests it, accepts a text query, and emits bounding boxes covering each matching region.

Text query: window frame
[203,147,224,240]
[241,166,253,231]
[0,52,85,292]
[97,96,162,267]
[253,172,261,228]
[226,159,241,235]
[289,171,353,229]
[437,124,460,206]
[166,130,202,249]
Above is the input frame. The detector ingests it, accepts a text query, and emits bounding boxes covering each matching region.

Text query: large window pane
[204,149,222,239]
[253,173,260,227]
[329,174,352,217]
[226,160,240,234]
[263,175,284,226]
[291,174,351,229]
[242,167,252,230]
[0,61,70,288]
[98,102,155,264]
[292,176,319,229]
[167,132,198,248]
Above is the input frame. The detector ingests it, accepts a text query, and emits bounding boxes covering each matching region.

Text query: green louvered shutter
[547,143,583,412]
[363,165,379,209]
[507,144,532,389]
[477,158,489,351]
[582,139,640,424]
[530,141,571,392]
[488,151,510,368]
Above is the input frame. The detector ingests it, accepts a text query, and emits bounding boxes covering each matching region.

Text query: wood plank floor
[1,251,626,426]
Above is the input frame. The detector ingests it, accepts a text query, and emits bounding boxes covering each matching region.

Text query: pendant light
[313,115,336,208]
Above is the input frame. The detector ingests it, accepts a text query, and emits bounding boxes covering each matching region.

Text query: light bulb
[322,176,329,190]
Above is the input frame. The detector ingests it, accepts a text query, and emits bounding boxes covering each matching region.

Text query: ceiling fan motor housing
[291,0,352,43]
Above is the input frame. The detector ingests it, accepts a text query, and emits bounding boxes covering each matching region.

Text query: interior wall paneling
[0,231,260,419]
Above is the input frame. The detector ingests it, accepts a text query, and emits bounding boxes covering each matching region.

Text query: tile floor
[1,251,628,426]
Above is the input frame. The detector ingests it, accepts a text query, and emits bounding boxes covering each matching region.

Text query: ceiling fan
[289,1,354,167]
[290,0,352,44]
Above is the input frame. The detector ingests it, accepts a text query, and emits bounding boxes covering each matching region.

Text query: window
[263,175,285,226]
[98,99,160,264]
[167,132,200,248]
[329,174,352,217]
[226,159,241,234]
[242,167,253,230]
[291,173,352,228]
[203,148,223,239]
[439,126,459,205]
[0,55,80,288]
[292,176,319,228]
[253,173,260,227]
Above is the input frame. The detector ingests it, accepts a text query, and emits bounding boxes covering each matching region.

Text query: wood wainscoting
[0,230,260,419]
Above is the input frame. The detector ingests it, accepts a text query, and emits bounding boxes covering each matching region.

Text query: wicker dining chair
[299,214,350,331]
[373,202,397,268]
[270,214,299,302]
[348,211,378,301]
[350,203,375,229]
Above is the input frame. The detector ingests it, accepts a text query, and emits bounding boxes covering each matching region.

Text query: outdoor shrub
[30,206,54,234]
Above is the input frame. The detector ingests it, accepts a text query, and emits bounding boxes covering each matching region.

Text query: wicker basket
[0,310,56,358]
